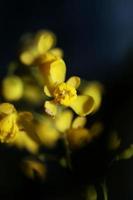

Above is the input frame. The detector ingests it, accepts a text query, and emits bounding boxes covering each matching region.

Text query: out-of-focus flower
[108,132,121,150]
[2,76,24,101]
[10,111,39,154]
[55,110,101,149]
[86,185,97,200]
[20,30,63,66]
[81,81,103,113]
[116,144,133,160]
[23,82,44,105]
[21,158,47,180]
[35,115,60,148]
[43,65,94,116]
[0,103,19,143]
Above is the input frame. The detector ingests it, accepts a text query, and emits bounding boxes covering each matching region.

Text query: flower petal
[72,116,87,128]
[55,110,73,132]
[49,48,63,58]
[0,103,16,115]
[20,50,35,65]
[67,76,80,89]
[36,119,60,148]
[44,101,57,116]
[35,30,56,54]
[49,58,66,85]
[82,81,103,113]
[44,85,52,97]
[70,95,94,116]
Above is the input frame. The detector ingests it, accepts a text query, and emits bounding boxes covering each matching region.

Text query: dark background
[0,0,133,199]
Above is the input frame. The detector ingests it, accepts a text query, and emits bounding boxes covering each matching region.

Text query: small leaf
[86,185,97,200]
[116,144,133,160]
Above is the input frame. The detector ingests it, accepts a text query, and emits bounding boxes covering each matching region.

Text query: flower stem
[63,134,72,170]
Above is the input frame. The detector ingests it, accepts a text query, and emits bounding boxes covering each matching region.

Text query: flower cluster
[0,30,104,178]
[1,29,132,199]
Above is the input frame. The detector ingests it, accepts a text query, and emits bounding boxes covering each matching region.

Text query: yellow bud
[35,119,60,148]
[35,30,56,54]
[2,76,24,101]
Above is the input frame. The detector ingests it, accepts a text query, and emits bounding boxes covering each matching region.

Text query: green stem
[101,181,108,200]
[63,134,72,170]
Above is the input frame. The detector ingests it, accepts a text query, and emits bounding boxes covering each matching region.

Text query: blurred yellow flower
[23,82,44,105]
[2,76,24,101]
[0,103,19,143]
[55,110,94,149]
[22,158,47,180]
[35,116,60,148]
[20,30,63,66]
[10,111,39,154]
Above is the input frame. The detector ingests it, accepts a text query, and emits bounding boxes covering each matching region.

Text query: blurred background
[0,0,133,199]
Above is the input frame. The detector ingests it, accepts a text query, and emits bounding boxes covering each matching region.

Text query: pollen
[53,83,77,106]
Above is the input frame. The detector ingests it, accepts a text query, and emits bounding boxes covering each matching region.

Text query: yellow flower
[35,115,60,148]
[43,66,94,116]
[22,158,47,180]
[0,103,19,143]
[54,110,92,148]
[2,76,24,101]
[54,110,103,149]
[81,81,103,113]
[20,30,63,66]
[9,111,39,154]
[53,82,77,106]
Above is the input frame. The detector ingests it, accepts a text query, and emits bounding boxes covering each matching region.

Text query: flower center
[53,83,77,106]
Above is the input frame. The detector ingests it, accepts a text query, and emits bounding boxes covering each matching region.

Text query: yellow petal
[49,48,63,58]
[44,101,57,116]
[35,30,56,54]
[67,76,81,89]
[70,95,94,116]
[20,50,35,65]
[49,58,66,85]
[72,116,87,128]
[55,110,73,132]
[82,81,103,113]
[0,113,19,143]
[36,119,60,148]
[17,112,40,145]
[12,131,39,154]
[44,85,52,97]
[0,103,16,115]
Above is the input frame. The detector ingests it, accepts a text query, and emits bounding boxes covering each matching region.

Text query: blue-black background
[0,0,133,199]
